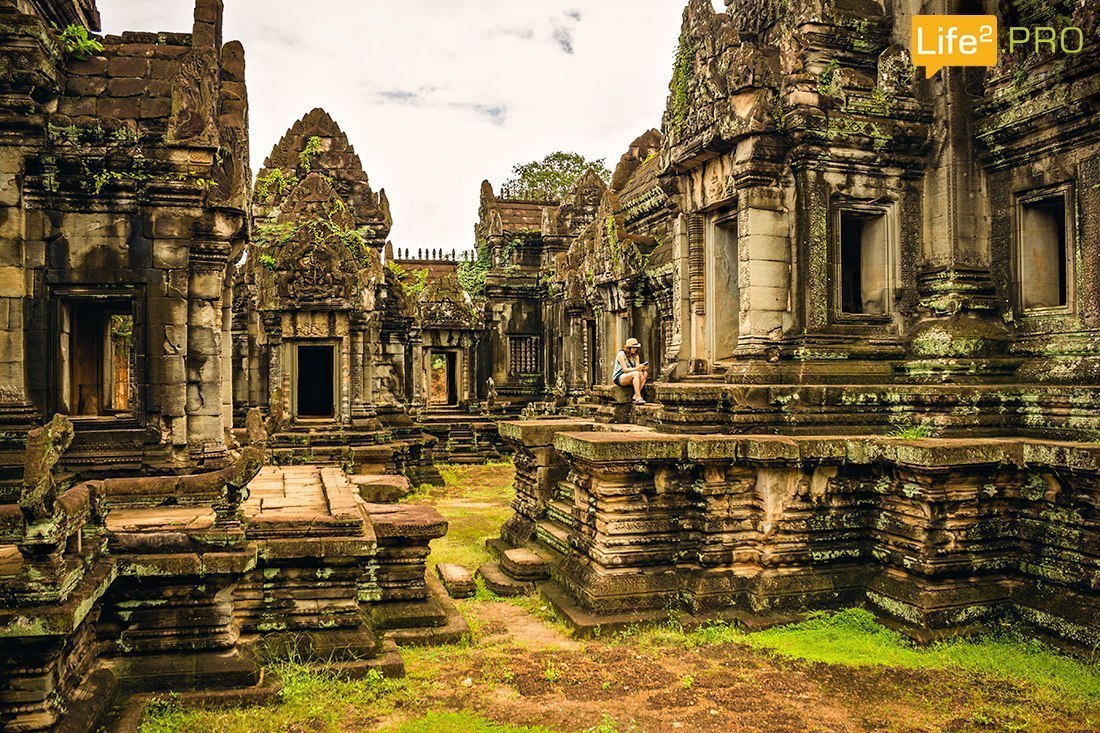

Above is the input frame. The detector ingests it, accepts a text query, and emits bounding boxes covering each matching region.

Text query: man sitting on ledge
[612,337,648,406]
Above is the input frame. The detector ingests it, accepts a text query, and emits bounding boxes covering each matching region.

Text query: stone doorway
[429,351,459,407]
[295,344,336,418]
[64,300,134,417]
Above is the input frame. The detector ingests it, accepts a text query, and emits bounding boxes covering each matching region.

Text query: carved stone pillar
[186,241,229,462]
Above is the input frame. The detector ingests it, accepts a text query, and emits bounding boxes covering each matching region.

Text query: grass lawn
[140,462,1100,733]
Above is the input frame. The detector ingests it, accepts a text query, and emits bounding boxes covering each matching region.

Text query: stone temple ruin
[0,0,1099,729]
[481,0,1100,646]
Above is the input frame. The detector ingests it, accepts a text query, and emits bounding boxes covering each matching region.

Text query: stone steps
[476,562,534,597]
[535,519,571,556]
[545,499,575,531]
[500,548,550,581]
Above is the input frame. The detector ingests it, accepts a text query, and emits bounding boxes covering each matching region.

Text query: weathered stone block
[435,563,475,598]
[107,56,149,78]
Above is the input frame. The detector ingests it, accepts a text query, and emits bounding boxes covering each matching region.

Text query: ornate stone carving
[18,414,74,522]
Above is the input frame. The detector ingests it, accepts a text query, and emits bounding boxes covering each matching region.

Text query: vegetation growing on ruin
[817,58,840,96]
[254,168,298,203]
[457,238,492,298]
[501,152,610,201]
[386,261,429,300]
[889,423,936,440]
[668,37,694,132]
[299,135,325,173]
[57,24,102,60]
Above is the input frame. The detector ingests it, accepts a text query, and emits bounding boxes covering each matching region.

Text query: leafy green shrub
[58,24,103,60]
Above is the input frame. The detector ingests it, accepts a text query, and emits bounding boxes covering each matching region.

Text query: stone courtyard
[1,0,1099,730]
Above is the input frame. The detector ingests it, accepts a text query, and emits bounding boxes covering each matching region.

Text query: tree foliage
[501,151,610,201]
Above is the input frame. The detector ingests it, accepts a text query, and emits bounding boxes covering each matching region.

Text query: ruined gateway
[0,0,1098,730]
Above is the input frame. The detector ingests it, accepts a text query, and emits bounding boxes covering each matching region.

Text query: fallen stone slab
[436,563,475,599]
[501,547,550,581]
[350,474,412,503]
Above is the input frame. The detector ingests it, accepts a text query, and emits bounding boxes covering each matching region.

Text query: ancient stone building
[0,0,251,478]
[542,131,677,410]
[473,182,558,408]
[0,4,464,731]
[486,0,1100,647]
[387,246,502,462]
[232,109,438,481]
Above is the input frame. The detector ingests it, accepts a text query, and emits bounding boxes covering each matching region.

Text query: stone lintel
[363,504,447,542]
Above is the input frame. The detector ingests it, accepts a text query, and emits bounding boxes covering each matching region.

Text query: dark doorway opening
[429,351,459,406]
[297,344,335,418]
[838,209,888,316]
[68,300,134,417]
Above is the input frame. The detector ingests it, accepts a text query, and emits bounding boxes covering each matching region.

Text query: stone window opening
[62,299,135,418]
[1016,186,1073,313]
[585,320,597,388]
[508,335,542,377]
[836,207,891,318]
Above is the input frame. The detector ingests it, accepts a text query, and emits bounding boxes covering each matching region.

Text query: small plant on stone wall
[889,423,936,440]
[255,168,299,203]
[457,238,491,298]
[58,24,103,60]
[298,136,325,173]
[818,59,841,96]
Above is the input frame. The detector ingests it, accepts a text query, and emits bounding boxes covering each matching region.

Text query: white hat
[624,338,641,349]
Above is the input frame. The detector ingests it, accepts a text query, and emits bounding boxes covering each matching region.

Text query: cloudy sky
[96,1,717,251]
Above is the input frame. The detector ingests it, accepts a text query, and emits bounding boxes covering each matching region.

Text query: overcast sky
[95,1,718,251]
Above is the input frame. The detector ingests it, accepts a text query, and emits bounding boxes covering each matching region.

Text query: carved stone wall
[0,0,251,473]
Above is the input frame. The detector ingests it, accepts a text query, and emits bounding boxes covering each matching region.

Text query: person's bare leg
[624,372,643,401]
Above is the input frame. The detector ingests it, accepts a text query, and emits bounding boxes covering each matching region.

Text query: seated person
[612,337,649,405]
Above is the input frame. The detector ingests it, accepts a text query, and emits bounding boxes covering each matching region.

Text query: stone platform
[495,419,1100,647]
[1,448,466,733]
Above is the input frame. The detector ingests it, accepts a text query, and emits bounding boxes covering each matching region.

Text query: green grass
[403,463,515,572]
[140,667,402,733]
[628,609,1100,708]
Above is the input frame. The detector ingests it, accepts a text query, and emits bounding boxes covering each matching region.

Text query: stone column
[0,152,34,430]
[909,2,1007,368]
[350,327,368,420]
[186,242,229,462]
[736,187,791,357]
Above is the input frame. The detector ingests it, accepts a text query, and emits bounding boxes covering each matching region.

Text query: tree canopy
[500,151,611,201]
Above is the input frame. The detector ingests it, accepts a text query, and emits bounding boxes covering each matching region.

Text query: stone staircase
[477,542,551,597]
[417,407,503,464]
[268,424,397,473]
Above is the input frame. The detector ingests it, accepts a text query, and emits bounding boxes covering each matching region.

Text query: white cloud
[96,0,688,250]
